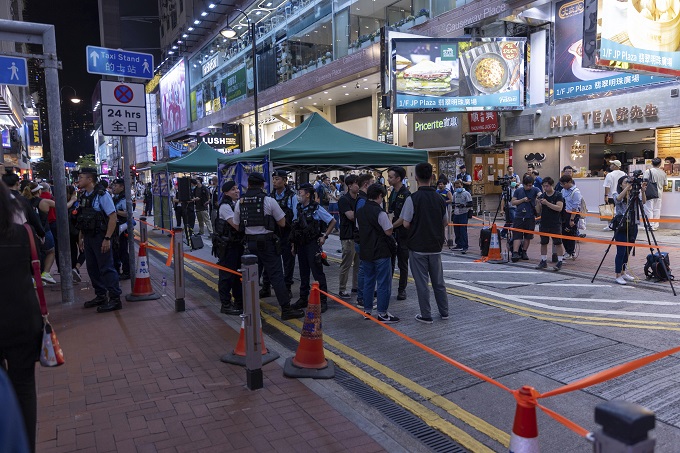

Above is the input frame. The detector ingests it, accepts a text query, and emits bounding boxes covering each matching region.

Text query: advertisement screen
[554,0,666,99]
[159,59,187,137]
[586,0,680,76]
[391,38,525,113]
[225,66,247,103]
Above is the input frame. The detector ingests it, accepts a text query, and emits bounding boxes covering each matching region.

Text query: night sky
[26,0,101,103]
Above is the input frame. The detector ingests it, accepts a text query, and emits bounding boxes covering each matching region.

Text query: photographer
[510,175,540,262]
[451,180,472,253]
[535,177,565,271]
[612,175,647,285]
[643,157,667,231]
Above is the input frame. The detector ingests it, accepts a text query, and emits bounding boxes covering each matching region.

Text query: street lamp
[59,85,81,104]
[221,8,260,148]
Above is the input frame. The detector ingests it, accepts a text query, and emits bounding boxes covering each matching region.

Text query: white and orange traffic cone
[221,318,279,366]
[283,282,335,379]
[509,386,539,453]
[487,224,505,264]
[126,243,161,301]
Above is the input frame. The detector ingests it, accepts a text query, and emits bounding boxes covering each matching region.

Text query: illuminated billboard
[160,58,187,137]
[391,38,525,113]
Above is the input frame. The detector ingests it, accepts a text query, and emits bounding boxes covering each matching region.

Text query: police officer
[260,170,297,299]
[75,168,123,313]
[213,180,244,316]
[290,183,336,313]
[387,166,410,300]
[233,173,304,320]
[110,178,131,280]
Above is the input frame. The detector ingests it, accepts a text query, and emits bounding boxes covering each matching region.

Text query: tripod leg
[591,195,636,283]
[638,198,676,296]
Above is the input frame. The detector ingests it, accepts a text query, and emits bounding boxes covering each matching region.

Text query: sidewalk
[35,271,386,452]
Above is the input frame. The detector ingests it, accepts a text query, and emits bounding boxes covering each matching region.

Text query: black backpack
[644,252,673,281]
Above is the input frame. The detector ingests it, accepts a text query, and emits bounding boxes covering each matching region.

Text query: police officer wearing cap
[290,183,336,313]
[213,180,244,316]
[260,169,298,299]
[74,168,123,313]
[233,172,304,320]
[456,165,472,192]
[110,178,131,280]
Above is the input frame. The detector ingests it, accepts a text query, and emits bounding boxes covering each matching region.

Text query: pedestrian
[209,175,220,225]
[532,170,543,190]
[354,173,374,309]
[643,157,667,231]
[233,172,304,320]
[1,173,44,240]
[0,180,43,453]
[612,176,646,285]
[261,170,297,299]
[436,177,453,246]
[560,175,582,260]
[554,165,575,193]
[0,367,32,453]
[356,183,399,322]
[316,175,331,210]
[510,174,540,262]
[535,177,565,271]
[143,182,153,216]
[66,185,86,282]
[328,180,341,233]
[451,180,472,253]
[22,183,56,284]
[505,165,521,184]
[400,162,448,324]
[338,174,360,299]
[170,182,183,227]
[73,168,123,312]
[455,164,472,192]
[213,180,244,315]
[387,166,410,300]
[192,177,212,236]
[39,182,59,274]
[110,179,131,280]
[290,183,335,312]
[603,159,625,206]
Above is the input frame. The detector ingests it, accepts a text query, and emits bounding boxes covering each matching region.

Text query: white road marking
[445,279,680,319]
[443,270,543,274]
[473,281,612,287]
[520,296,677,306]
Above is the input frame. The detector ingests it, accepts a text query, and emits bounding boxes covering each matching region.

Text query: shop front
[502,85,680,222]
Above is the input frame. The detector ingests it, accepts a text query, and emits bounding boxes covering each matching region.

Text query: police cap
[222,180,236,192]
[248,172,265,185]
[112,178,124,186]
[272,169,288,178]
[80,167,98,176]
[299,183,313,190]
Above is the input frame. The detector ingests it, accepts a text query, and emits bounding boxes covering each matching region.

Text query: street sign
[86,45,154,79]
[102,106,147,136]
[0,55,28,86]
[100,81,145,107]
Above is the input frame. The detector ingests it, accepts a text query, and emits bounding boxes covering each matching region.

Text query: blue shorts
[43,229,55,252]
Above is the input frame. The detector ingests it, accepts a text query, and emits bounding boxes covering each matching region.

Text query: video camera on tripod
[494,175,514,188]
[629,169,645,193]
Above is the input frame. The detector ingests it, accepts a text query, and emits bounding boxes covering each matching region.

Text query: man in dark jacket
[356,183,399,323]
[400,163,448,324]
[387,166,410,300]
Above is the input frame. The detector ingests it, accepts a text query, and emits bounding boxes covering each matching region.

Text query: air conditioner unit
[477,134,496,148]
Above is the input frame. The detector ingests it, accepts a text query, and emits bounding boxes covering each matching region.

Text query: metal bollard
[172,228,185,312]
[140,216,148,243]
[592,400,655,453]
[241,254,264,390]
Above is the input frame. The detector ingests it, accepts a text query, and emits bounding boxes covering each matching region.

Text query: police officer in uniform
[233,173,304,320]
[213,180,244,316]
[260,170,297,299]
[74,168,123,313]
[290,183,336,313]
[387,166,410,300]
[110,178,131,280]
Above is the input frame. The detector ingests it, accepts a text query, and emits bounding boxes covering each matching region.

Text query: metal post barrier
[172,227,185,312]
[592,400,655,452]
[241,254,264,390]
[140,216,148,243]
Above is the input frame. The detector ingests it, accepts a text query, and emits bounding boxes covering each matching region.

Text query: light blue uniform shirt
[299,202,334,224]
[273,189,298,221]
[86,189,116,216]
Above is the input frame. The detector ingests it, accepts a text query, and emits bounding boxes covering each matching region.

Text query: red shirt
[40,191,57,224]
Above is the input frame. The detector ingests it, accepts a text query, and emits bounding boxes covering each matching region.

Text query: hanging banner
[159,58,187,136]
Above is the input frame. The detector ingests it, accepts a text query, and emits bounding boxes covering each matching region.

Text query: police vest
[291,202,322,245]
[239,189,275,231]
[272,188,294,227]
[388,185,410,233]
[75,185,108,236]
[112,193,126,225]
[215,197,244,243]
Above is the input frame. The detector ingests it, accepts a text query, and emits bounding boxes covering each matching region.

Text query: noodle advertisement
[391,37,525,113]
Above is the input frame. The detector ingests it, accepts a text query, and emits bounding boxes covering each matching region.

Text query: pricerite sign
[412,113,462,149]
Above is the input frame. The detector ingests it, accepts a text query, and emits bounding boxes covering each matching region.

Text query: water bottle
[161,276,167,296]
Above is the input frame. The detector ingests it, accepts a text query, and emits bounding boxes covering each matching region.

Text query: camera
[629,169,644,192]
[494,175,513,187]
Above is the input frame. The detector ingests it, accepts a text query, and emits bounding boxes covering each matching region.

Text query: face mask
[455,188,463,193]
[510,182,517,188]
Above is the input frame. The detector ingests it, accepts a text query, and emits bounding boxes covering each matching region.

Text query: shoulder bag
[24,224,65,367]
[645,170,659,200]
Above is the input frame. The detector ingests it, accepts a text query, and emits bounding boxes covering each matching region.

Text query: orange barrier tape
[145,243,170,254]
[182,252,242,277]
[566,210,680,223]
[137,218,175,234]
[133,232,175,266]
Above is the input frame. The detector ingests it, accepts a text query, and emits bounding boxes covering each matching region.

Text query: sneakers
[552,261,563,272]
[377,312,400,323]
[521,251,529,260]
[84,295,108,308]
[622,273,635,282]
[97,297,122,313]
[451,246,463,251]
[535,260,548,270]
[281,305,305,320]
[41,272,56,284]
[563,253,576,260]
[363,311,372,320]
[291,298,308,310]
[460,249,467,254]
[72,267,82,283]
[338,291,352,299]
[397,290,407,300]
[415,314,433,324]
[357,299,377,309]
[615,276,627,285]
[440,313,449,320]
[511,252,520,263]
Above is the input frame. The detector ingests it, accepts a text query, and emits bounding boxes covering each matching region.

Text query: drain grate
[262,323,467,452]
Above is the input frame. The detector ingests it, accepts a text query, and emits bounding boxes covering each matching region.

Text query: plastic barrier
[125,243,161,302]
[221,319,279,367]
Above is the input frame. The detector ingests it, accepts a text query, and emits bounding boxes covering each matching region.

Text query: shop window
[432,0,472,19]
[287,12,333,79]
[171,10,177,30]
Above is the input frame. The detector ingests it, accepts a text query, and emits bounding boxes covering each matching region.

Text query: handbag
[24,224,65,367]
[645,171,659,200]
[598,203,614,221]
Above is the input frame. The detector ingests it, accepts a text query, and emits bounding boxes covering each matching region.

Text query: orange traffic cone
[509,386,540,453]
[283,282,335,379]
[126,243,161,301]
[221,318,279,366]
[487,224,505,263]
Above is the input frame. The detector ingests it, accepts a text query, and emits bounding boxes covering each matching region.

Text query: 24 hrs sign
[102,106,147,136]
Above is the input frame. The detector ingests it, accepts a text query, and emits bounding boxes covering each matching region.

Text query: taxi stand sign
[98,80,148,137]
[86,45,154,80]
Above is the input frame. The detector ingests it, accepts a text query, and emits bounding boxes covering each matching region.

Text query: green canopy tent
[217,113,428,172]
[152,142,225,173]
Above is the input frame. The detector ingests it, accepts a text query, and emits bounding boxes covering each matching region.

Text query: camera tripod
[488,183,514,262]
[591,184,676,296]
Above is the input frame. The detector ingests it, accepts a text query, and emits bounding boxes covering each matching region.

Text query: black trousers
[218,243,243,306]
[174,204,183,227]
[562,220,578,255]
[113,230,130,275]
[297,241,328,303]
[0,337,41,453]
[83,232,122,298]
[69,234,86,268]
[262,231,294,288]
[391,232,409,292]
[248,238,290,308]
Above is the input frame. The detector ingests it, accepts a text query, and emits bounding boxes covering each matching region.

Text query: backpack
[644,252,673,281]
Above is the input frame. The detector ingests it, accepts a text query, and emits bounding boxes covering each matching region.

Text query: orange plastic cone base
[232,319,270,356]
[291,283,328,370]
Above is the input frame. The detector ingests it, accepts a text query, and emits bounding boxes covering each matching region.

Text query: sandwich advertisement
[391,37,525,113]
